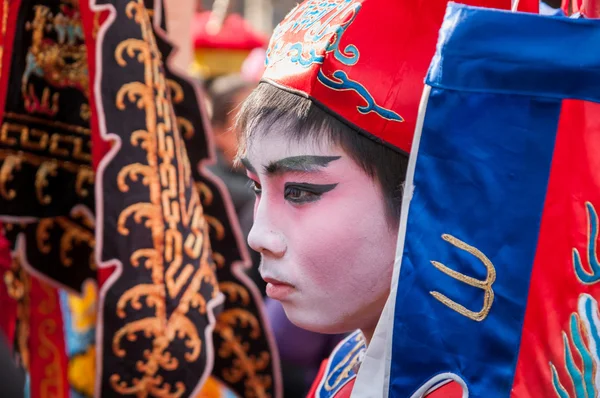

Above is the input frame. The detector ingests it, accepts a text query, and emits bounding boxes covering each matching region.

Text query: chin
[280,301,356,335]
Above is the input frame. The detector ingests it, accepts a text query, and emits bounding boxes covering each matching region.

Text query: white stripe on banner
[351,85,432,398]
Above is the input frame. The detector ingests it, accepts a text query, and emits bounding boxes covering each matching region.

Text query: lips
[263,277,295,300]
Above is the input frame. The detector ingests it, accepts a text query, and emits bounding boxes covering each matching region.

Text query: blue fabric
[389,88,561,396]
[316,330,365,398]
[59,290,95,357]
[427,3,600,102]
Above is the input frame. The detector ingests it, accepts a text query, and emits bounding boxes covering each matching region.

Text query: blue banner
[388,3,600,397]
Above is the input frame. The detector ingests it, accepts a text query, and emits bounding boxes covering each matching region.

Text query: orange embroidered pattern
[106,1,218,396]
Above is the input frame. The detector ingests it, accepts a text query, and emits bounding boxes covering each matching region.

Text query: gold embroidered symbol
[430,234,496,322]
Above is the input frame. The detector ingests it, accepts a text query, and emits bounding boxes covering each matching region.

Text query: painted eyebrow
[240,157,257,174]
[264,155,341,175]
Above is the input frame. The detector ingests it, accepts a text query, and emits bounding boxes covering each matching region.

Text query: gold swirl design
[0,154,22,200]
[35,213,95,268]
[195,182,213,206]
[177,117,194,140]
[75,168,94,198]
[214,308,272,397]
[219,282,250,306]
[35,160,58,205]
[106,2,219,396]
[167,79,195,140]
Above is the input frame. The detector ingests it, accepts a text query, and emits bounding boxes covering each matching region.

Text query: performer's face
[242,129,398,336]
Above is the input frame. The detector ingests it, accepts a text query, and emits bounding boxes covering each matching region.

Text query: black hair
[235,82,408,226]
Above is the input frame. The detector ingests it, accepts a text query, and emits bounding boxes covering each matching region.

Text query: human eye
[284,183,337,204]
[249,180,262,196]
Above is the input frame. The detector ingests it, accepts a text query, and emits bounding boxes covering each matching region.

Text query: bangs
[233,82,408,225]
[235,83,345,164]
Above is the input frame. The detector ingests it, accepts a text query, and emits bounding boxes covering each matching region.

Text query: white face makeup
[242,131,398,337]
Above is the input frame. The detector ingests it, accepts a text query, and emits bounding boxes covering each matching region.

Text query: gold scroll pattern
[36,208,96,269]
[196,181,273,398]
[3,208,96,293]
[145,5,278,394]
[107,1,218,396]
[430,234,496,322]
[3,253,31,372]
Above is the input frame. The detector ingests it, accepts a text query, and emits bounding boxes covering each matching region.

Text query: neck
[360,323,377,346]
[360,291,391,346]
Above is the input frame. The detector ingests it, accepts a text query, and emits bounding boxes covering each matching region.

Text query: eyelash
[249,181,337,205]
[284,185,320,204]
[250,180,262,195]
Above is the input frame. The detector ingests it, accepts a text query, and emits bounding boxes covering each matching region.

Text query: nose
[247,199,286,258]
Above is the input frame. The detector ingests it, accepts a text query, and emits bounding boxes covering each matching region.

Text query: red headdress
[261,0,535,153]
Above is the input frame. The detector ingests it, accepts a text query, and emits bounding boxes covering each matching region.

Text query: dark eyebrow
[240,157,257,174]
[265,155,341,175]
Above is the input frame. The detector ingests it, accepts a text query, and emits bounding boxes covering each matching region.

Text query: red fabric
[192,12,268,50]
[80,4,115,288]
[511,100,600,396]
[426,381,463,397]
[80,4,112,172]
[582,0,600,16]
[334,380,354,398]
[562,0,582,13]
[0,223,15,343]
[0,0,21,124]
[263,0,515,154]
[306,359,354,397]
[307,359,463,397]
[516,0,540,12]
[28,277,69,398]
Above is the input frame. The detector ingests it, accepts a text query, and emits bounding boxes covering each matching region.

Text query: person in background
[0,336,24,398]
[204,74,265,292]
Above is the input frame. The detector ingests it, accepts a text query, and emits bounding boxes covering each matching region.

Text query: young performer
[235,0,523,396]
